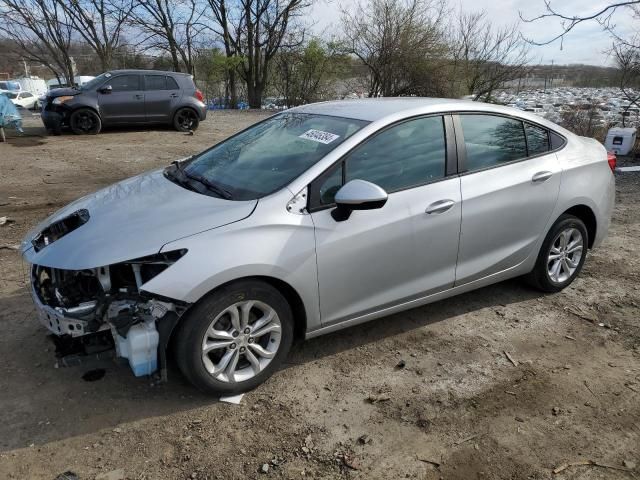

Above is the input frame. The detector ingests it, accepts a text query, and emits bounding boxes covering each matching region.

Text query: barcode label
[299,129,340,144]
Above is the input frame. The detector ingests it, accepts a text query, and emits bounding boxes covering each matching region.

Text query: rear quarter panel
[552,135,615,248]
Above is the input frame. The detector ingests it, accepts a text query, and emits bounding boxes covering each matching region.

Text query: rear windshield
[612,136,623,145]
[182,113,369,200]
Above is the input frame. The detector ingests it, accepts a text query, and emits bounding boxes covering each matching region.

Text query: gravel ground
[0,112,639,480]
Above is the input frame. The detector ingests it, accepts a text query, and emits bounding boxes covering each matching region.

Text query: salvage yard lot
[1,111,639,480]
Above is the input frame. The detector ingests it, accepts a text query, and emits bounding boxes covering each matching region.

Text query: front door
[454,114,562,284]
[310,115,462,325]
[98,74,145,124]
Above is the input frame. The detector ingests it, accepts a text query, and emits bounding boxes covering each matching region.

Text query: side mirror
[331,179,388,221]
[98,85,112,94]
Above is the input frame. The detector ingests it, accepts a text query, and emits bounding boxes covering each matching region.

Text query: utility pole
[23,59,29,77]
[549,60,554,90]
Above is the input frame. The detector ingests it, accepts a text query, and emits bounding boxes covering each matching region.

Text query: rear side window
[166,76,180,90]
[460,114,527,172]
[145,75,166,90]
[550,131,566,150]
[525,123,550,155]
[109,75,140,92]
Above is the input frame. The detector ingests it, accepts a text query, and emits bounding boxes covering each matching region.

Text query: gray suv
[41,69,207,135]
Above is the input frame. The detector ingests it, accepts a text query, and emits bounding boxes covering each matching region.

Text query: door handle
[532,171,553,183]
[425,199,455,214]
[170,93,179,98]
[135,94,144,100]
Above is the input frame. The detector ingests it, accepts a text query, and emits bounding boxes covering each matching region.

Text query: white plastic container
[604,127,637,155]
[114,321,159,377]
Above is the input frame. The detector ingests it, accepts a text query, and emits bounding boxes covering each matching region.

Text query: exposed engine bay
[30,250,189,379]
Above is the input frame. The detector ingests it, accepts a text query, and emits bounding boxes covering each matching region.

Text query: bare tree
[521,1,640,49]
[273,38,343,106]
[451,11,530,101]
[560,103,610,139]
[0,0,75,84]
[131,0,207,74]
[206,0,311,108]
[614,41,640,127]
[55,0,134,71]
[340,0,448,97]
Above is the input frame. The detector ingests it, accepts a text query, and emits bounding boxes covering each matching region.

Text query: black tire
[175,280,294,395]
[526,214,589,293]
[173,108,200,132]
[69,108,101,135]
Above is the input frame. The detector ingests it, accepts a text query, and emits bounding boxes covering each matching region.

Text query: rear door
[98,74,145,124]
[454,114,562,284]
[143,74,181,122]
[310,115,462,325]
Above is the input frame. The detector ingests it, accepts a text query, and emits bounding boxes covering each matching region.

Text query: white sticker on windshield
[299,129,340,144]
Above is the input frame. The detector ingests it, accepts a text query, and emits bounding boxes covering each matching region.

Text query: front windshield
[81,72,111,91]
[6,92,17,99]
[179,113,369,200]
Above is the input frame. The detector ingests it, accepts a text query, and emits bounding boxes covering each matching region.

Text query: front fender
[140,199,321,331]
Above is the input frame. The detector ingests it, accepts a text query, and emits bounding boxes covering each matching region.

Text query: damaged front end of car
[29,249,189,380]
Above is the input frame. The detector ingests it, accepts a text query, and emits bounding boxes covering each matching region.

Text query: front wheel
[69,108,101,135]
[527,214,588,293]
[173,108,200,132]
[174,280,294,395]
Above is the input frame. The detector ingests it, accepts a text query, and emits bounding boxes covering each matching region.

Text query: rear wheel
[175,280,293,395]
[527,214,588,292]
[173,108,199,132]
[69,108,101,135]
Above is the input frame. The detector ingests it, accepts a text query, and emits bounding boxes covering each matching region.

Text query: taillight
[194,89,204,102]
[607,152,617,172]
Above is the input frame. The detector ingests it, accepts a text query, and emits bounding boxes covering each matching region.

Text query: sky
[308,0,638,66]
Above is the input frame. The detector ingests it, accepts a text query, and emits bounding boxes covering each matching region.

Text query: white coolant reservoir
[114,321,159,377]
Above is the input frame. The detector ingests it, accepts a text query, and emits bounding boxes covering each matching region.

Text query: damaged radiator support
[31,251,188,379]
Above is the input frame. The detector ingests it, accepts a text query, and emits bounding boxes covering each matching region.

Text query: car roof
[290,97,572,134]
[106,69,191,77]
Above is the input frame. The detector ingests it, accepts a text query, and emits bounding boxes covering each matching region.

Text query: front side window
[461,114,527,172]
[174,113,368,200]
[345,116,446,192]
[109,75,140,92]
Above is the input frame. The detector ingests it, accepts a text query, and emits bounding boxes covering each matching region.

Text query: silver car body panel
[23,97,615,346]
[21,168,256,270]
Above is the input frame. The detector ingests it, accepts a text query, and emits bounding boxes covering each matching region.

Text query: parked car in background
[0,80,21,93]
[22,98,614,395]
[41,70,206,134]
[6,90,39,110]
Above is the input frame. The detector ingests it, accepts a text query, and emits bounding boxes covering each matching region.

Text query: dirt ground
[0,112,639,480]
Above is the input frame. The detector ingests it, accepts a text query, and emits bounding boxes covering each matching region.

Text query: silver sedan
[22,98,615,395]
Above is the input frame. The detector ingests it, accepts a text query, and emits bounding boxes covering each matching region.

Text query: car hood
[47,87,81,98]
[22,168,257,270]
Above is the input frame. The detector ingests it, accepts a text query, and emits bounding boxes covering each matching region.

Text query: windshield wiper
[185,172,233,199]
[170,160,233,199]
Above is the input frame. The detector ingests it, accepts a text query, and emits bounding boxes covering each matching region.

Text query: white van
[14,77,48,96]
[604,127,637,156]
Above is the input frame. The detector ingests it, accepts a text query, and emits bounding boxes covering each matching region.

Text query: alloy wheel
[547,227,584,283]
[201,300,282,383]
[75,111,96,132]
[177,110,196,130]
